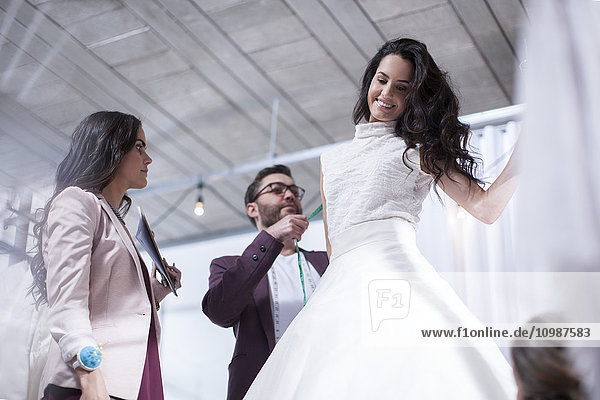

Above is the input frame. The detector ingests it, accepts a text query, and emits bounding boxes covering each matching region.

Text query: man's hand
[265,214,308,243]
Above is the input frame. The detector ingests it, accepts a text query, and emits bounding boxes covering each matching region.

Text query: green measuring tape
[296,203,323,306]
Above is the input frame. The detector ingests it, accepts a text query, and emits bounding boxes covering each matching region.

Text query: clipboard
[135,206,178,296]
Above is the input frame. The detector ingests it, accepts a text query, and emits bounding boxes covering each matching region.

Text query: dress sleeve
[43,187,100,363]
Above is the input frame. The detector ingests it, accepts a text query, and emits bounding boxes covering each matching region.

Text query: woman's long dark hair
[30,111,141,307]
[353,38,482,189]
[512,346,584,400]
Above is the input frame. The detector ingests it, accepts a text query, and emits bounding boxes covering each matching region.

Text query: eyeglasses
[252,182,306,202]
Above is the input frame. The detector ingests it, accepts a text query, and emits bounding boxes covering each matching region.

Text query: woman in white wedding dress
[244,38,518,399]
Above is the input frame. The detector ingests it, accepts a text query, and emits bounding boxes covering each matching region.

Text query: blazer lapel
[254,276,276,351]
[98,197,146,290]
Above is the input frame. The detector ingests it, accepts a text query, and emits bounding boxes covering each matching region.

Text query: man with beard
[202,165,329,400]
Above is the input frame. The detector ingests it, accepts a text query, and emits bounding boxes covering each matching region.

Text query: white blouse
[321,121,432,240]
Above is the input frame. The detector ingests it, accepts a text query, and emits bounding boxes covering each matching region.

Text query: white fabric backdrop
[515,0,600,397]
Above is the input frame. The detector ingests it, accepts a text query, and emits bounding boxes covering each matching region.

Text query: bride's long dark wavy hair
[30,111,141,307]
[353,38,482,189]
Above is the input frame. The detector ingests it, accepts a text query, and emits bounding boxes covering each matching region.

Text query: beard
[257,201,301,228]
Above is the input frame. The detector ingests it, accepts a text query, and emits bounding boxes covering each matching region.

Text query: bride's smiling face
[367,54,414,123]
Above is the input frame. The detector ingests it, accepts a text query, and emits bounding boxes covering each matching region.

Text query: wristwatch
[72,345,103,371]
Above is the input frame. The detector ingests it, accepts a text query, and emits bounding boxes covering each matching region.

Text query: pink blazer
[39,186,160,399]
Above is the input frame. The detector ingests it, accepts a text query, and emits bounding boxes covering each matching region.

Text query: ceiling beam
[320,0,386,59]
[1,1,225,173]
[0,94,69,159]
[283,0,368,82]
[449,0,519,102]
[125,0,334,150]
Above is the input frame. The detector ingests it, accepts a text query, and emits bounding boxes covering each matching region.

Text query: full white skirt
[244,219,516,399]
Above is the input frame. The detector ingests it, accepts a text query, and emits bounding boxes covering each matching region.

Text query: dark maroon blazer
[202,230,329,400]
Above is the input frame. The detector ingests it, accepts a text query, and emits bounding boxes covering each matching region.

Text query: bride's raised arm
[435,144,519,224]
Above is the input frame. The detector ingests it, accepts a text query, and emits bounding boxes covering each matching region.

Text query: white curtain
[516,0,600,397]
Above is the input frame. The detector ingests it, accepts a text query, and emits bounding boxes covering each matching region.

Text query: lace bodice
[321,121,432,240]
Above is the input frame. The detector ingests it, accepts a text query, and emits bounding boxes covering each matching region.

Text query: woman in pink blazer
[29,111,181,400]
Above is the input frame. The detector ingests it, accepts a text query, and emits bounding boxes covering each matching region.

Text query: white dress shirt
[267,252,321,342]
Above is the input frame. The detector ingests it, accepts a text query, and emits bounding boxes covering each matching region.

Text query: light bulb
[194,201,205,216]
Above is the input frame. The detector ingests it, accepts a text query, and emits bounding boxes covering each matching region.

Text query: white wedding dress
[244,122,516,399]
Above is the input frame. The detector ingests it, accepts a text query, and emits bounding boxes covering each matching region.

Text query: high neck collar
[355,121,396,139]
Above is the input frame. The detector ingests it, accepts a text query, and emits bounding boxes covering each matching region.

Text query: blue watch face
[80,345,102,369]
